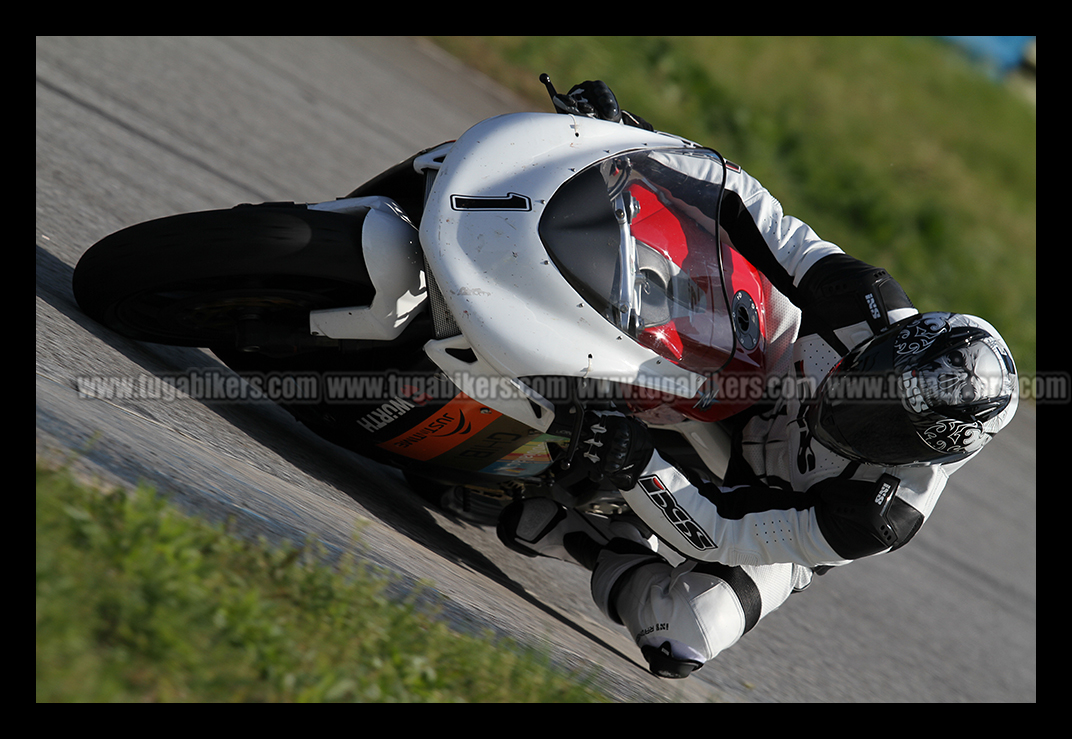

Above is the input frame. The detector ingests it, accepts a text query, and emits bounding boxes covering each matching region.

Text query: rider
[498,81,1019,679]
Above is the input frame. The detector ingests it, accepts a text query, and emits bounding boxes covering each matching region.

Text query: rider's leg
[592,546,812,678]
[497,497,812,678]
[496,496,654,568]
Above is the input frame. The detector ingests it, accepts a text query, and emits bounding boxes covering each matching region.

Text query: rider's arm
[643,154,916,340]
[718,166,916,344]
[621,450,930,568]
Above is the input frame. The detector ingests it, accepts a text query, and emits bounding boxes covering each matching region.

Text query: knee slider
[615,562,759,673]
[641,640,705,679]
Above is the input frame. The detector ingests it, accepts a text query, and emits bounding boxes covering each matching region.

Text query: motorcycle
[72,76,770,526]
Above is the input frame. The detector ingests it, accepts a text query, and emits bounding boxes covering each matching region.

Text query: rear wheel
[72,204,375,347]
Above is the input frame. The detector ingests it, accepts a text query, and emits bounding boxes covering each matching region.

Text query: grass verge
[36,463,609,703]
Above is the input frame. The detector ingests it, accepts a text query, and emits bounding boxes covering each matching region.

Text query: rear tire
[72,204,375,347]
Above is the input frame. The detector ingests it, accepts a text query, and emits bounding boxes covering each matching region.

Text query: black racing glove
[556,80,622,123]
[574,411,654,489]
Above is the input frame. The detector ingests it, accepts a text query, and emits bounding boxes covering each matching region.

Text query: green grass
[429,36,1036,377]
[36,464,609,703]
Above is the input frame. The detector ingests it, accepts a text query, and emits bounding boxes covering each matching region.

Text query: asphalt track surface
[36,36,1036,703]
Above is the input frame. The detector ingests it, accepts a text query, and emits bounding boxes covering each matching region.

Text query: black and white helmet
[809,312,1018,466]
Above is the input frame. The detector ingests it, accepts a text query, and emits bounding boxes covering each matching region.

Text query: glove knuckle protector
[578,412,654,489]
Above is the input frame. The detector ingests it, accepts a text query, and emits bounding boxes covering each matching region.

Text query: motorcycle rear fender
[307,196,427,341]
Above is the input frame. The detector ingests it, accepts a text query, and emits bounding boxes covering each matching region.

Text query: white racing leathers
[594,153,1016,668]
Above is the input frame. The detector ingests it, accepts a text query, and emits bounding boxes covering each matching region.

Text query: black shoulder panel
[797,253,915,337]
[812,474,924,560]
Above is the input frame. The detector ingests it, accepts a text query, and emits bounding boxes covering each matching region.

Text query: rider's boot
[496,497,653,570]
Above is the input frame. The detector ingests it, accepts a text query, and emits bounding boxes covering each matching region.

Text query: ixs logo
[638,475,717,551]
[874,480,895,506]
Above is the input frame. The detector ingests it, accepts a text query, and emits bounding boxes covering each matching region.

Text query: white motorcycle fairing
[418,113,711,431]
[71,105,761,485]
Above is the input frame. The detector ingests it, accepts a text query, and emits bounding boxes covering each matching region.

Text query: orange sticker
[375,393,501,461]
